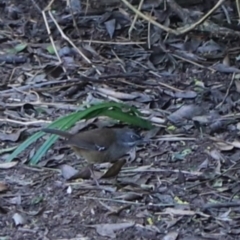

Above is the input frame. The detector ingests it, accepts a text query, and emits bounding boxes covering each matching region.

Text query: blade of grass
[31,102,138,164]
[101,108,153,129]
[30,114,82,165]
[7,101,152,164]
[5,132,46,162]
[7,102,125,162]
[6,112,83,162]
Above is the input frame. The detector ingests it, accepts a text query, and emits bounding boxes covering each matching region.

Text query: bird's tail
[41,128,72,138]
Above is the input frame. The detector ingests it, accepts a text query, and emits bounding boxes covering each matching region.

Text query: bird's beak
[139,138,151,144]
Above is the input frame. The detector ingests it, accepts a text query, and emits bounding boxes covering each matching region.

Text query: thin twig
[128,0,144,38]
[42,1,69,78]
[172,53,216,73]
[216,73,235,109]
[0,119,51,126]
[47,10,101,75]
[121,0,178,34]
[177,0,225,34]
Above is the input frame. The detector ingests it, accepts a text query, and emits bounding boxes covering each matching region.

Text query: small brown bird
[41,127,144,164]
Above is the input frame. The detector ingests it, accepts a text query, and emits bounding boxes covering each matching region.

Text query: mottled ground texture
[1,0,240,239]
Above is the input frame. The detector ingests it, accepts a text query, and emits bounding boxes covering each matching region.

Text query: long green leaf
[31,102,135,164]
[7,102,120,162]
[7,101,152,164]
[5,132,45,162]
[6,113,77,162]
[102,108,153,129]
[30,115,81,164]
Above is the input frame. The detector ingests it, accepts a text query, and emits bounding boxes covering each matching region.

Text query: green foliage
[46,44,56,54]
[6,102,152,165]
[7,43,28,53]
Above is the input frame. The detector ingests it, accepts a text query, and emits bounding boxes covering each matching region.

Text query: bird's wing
[65,138,104,151]
[65,128,115,151]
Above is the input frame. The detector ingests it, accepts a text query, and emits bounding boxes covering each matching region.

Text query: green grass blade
[30,102,129,164]
[7,101,152,165]
[6,112,80,162]
[30,112,89,164]
[6,132,45,162]
[7,103,112,162]
[101,108,153,129]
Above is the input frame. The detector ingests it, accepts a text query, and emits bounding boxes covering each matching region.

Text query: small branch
[0,119,51,126]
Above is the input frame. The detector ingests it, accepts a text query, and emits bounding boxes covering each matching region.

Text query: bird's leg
[88,164,100,187]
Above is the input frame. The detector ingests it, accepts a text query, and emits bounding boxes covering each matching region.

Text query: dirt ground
[1,0,240,239]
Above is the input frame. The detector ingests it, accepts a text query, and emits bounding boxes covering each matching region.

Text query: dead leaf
[114,192,144,201]
[38,154,65,167]
[101,159,126,179]
[12,212,26,226]
[192,115,211,124]
[93,87,138,100]
[68,0,82,13]
[0,128,26,141]
[60,164,79,180]
[207,149,224,161]
[104,19,116,38]
[163,231,179,240]
[164,208,195,216]
[197,158,209,171]
[90,222,135,238]
[210,137,240,151]
[150,116,165,124]
[0,182,8,192]
[168,105,204,124]
[174,91,197,99]
[0,161,18,169]
[214,141,234,151]
[222,54,230,66]
[231,140,240,149]
[218,209,231,221]
[9,195,21,205]
[212,63,240,73]
[67,186,72,194]
[144,127,160,140]
[197,39,222,53]
[99,201,130,216]
[135,223,161,234]
[235,79,240,93]
[77,166,92,179]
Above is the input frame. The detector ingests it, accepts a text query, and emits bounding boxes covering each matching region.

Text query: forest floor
[1,0,240,239]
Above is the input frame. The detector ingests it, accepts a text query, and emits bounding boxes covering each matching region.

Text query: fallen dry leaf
[101,159,126,179]
[0,182,8,192]
[0,161,18,169]
[163,231,179,240]
[12,212,26,226]
[90,222,135,238]
[60,164,79,180]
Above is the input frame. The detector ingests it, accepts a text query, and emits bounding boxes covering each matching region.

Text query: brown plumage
[41,127,143,163]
